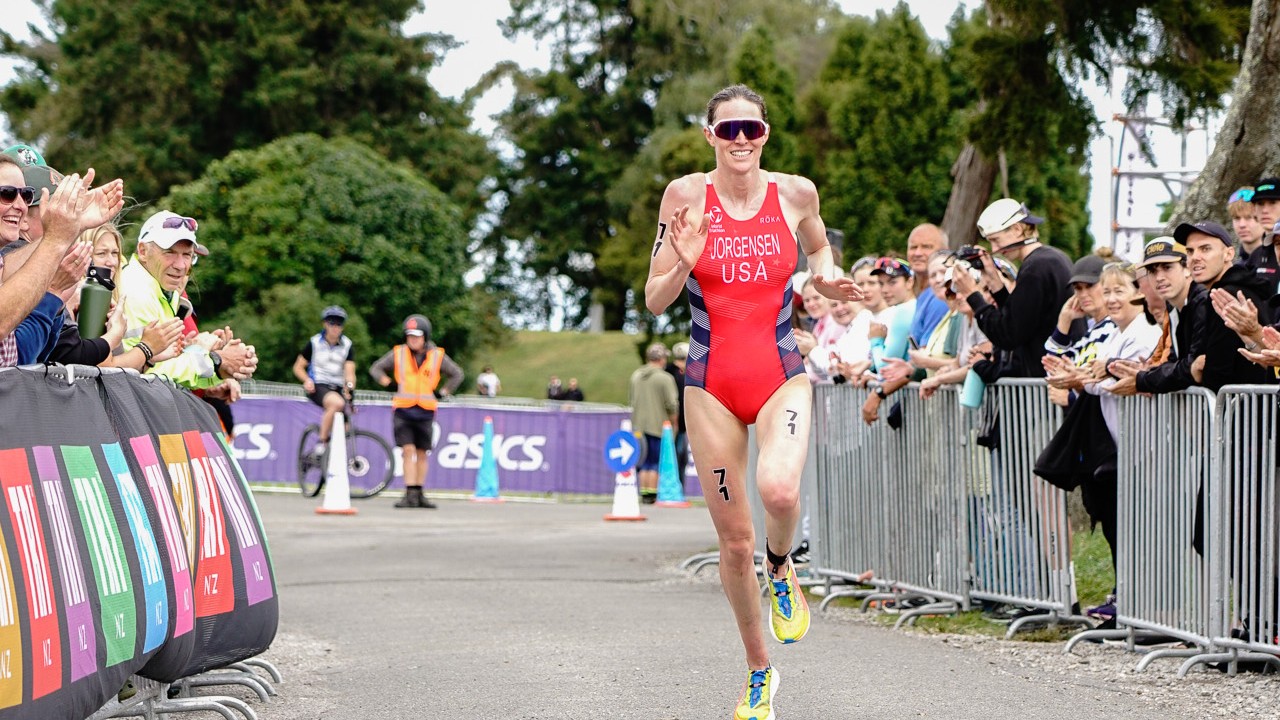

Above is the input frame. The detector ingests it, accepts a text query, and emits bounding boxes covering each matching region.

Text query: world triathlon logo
[709,206,723,224]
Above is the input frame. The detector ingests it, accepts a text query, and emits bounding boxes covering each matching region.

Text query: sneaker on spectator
[734,666,778,720]
[1086,594,1116,621]
[1005,605,1045,622]
[763,560,810,644]
[982,603,1019,624]
[882,596,931,615]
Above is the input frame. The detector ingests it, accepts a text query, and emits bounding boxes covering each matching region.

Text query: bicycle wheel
[297,424,327,498]
[346,429,395,499]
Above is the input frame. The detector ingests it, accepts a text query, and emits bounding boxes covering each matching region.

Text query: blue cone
[474,416,501,500]
[655,422,689,506]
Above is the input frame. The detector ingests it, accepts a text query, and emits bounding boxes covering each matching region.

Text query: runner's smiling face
[705,99,768,170]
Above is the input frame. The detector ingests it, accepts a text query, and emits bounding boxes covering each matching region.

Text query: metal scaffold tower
[1107,90,1216,258]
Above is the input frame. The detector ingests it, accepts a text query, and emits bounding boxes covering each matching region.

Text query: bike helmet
[404,314,431,341]
[321,305,348,323]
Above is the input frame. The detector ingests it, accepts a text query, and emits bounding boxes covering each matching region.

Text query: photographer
[950,198,1075,378]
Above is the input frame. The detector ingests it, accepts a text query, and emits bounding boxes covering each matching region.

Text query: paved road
[242,492,1183,720]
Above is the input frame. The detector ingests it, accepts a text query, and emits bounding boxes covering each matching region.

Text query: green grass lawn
[464,330,647,405]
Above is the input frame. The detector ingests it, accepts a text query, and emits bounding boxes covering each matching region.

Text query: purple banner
[227,397,702,496]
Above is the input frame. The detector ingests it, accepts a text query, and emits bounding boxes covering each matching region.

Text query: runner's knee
[756,475,799,517]
[718,535,756,565]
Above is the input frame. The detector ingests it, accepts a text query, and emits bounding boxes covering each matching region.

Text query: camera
[956,245,984,271]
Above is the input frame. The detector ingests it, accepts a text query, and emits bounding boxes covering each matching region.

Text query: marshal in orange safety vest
[391,344,446,411]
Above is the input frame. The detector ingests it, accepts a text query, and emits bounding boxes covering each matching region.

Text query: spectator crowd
[0,145,257,426]
[787,185,1280,628]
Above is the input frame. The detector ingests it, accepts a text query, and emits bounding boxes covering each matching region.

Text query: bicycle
[297,397,394,499]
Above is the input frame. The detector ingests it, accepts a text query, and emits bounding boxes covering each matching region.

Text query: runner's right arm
[646,174,705,315]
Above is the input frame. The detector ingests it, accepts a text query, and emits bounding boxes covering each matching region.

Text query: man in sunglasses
[951,197,1075,379]
[0,154,123,365]
[119,210,258,388]
[0,157,94,364]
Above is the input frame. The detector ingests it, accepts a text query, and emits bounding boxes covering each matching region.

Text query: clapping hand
[879,357,914,384]
[1210,288,1263,338]
[1239,326,1280,367]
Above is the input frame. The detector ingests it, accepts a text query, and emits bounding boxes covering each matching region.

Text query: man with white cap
[950,197,1075,378]
[119,210,256,388]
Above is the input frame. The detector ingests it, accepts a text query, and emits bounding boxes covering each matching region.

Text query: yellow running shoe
[765,559,810,644]
[733,666,778,720]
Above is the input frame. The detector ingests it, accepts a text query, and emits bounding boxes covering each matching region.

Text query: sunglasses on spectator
[0,185,36,205]
[707,118,769,141]
[1228,187,1255,204]
[163,215,198,232]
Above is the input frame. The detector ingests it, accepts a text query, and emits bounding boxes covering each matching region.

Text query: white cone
[316,413,357,515]
[604,469,646,522]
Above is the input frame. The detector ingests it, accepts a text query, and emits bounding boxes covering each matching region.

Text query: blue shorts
[637,434,662,471]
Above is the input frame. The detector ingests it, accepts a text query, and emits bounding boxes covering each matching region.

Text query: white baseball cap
[976,198,1044,238]
[138,211,209,256]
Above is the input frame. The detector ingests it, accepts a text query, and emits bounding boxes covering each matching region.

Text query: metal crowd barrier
[1191,386,1280,675]
[1066,390,1218,663]
[811,380,1085,635]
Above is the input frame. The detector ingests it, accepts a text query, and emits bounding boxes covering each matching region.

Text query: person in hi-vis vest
[369,314,464,508]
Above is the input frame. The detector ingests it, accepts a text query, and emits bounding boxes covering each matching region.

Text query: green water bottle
[78,266,115,339]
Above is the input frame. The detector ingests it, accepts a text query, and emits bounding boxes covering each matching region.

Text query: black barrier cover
[0,367,278,719]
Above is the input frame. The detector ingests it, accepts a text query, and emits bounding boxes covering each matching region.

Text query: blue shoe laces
[771,577,793,618]
[747,668,769,707]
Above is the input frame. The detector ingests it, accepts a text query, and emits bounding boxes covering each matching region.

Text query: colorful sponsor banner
[157,435,197,571]
[183,432,234,619]
[101,444,168,654]
[0,368,280,718]
[0,449,61,699]
[0,517,22,710]
[227,397,704,496]
[130,436,194,640]
[60,446,136,668]
[202,434,273,607]
[31,447,96,683]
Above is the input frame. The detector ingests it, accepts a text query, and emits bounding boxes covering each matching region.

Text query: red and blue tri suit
[684,174,803,425]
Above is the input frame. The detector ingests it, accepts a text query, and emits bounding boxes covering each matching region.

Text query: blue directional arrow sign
[604,430,641,473]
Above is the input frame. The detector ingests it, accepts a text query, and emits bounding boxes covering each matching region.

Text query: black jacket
[1034,393,1114,492]
[1246,240,1280,296]
[966,244,1074,378]
[1137,266,1275,393]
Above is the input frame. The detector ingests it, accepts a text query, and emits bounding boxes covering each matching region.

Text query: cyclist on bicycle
[293,305,356,460]
[369,314,463,509]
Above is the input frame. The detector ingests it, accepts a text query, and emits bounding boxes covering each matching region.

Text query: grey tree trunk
[1169,0,1280,226]
[941,143,999,248]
